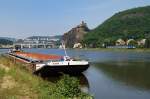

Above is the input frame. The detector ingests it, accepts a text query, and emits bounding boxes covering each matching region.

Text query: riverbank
[77,48,150,52]
[0,55,92,99]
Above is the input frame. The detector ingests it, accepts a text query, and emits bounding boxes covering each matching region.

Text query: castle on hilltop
[62,21,90,48]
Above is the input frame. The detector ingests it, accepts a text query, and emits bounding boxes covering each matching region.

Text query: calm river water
[1,48,150,99]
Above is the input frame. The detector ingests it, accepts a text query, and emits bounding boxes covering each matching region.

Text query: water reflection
[95,61,150,90]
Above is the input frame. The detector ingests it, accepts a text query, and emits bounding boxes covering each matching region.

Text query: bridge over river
[14,43,55,48]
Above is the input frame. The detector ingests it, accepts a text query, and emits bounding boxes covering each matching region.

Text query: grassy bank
[0,55,92,99]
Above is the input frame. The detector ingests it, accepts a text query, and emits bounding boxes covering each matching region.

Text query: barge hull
[35,65,89,74]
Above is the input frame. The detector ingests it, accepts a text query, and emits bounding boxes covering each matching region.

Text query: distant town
[0,35,62,49]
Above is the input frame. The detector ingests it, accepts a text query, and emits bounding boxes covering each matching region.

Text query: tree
[128,40,138,47]
[145,39,150,48]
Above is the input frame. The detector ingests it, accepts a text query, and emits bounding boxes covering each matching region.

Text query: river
[1,48,150,99]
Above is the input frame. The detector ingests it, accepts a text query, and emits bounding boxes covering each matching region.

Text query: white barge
[8,51,89,74]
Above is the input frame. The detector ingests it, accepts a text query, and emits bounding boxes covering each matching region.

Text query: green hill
[0,39,13,45]
[83,6,150,47]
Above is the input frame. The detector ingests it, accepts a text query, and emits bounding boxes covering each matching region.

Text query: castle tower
[80,21,87,27]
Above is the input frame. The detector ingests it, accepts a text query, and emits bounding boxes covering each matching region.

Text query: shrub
[53,74,81,98]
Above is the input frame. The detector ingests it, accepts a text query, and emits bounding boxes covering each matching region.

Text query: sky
[0,0,150,39]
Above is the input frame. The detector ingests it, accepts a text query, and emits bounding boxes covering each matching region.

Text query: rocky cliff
[62,21,90,48]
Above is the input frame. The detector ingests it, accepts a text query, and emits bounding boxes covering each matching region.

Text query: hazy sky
[0,0,150,38]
